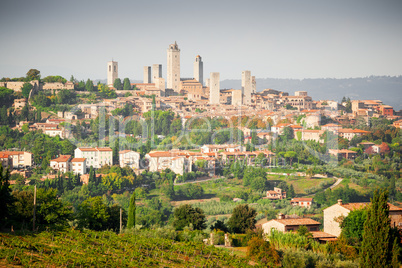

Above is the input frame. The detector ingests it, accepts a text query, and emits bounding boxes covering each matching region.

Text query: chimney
[338,199,343,205]
[278,213,285,219]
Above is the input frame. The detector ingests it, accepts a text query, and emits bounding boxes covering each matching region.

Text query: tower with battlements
[167,42,180,92]
[107,61,118,86]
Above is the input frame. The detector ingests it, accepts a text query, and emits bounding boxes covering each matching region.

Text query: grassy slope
[0,229,252,267]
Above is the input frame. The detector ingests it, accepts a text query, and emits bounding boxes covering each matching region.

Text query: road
[174,176,223,185]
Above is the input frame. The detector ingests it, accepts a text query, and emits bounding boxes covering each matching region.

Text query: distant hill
[221,76,402,110]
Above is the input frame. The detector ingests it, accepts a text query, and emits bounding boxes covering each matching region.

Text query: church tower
[167,42,180,92]
[107,61,118,86]
[193,55,203,86]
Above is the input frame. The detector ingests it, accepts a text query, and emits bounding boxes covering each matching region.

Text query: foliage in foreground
[0,229,251,267]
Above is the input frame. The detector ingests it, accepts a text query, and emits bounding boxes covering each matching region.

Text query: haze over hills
[221,76,402,111]
[94,76,402,111]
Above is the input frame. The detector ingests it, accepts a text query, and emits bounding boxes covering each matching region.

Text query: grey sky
[0,0,401,81]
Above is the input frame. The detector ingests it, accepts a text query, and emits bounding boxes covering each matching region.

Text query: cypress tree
[360,189,397,267]
[127,192,136,229]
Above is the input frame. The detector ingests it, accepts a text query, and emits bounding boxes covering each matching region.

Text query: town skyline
[1,0,401,80]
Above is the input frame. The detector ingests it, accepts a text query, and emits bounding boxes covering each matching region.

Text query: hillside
[0,229,251,267]
[221,76,402,110]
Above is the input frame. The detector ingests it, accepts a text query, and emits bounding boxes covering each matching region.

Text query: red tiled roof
[51,155,71,162]
[71,158,86,162]
[291,198,313,202]
[274,218,320,226]
[340,202,402,212]
[0,153,10,158]
[311,231,337,239]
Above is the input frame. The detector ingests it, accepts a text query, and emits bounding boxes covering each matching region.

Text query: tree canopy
[227,204,257,233]
[173,204,206,230]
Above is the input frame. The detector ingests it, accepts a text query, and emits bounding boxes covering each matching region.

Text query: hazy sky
[0,0,401,81]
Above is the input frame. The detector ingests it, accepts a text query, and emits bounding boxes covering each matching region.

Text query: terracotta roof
[338,202,402,212]
[291,198,313,202]
[3,151,31,155]
[302,129,322,133]
[311,231,337,239]
[71,158,86,162]
[0,153,10,158]
[119,150,132,154]
[51,155,71,162]
[78,147,112,152]
[273,218,320,226]
[97,147,113,152]
[338,128,370,134]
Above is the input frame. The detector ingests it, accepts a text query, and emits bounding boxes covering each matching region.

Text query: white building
[45,128,64,138]
[50,155,72,173]
[119,150,140,169]
[74,147,113,169]
[145,151,192,175]
[71,158,87,175]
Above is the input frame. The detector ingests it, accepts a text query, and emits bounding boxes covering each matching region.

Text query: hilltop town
[1,42,401,267]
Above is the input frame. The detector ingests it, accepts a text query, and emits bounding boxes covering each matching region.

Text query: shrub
[247,237,280,266]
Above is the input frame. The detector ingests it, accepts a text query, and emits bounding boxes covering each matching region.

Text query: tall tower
[209,72,220,105]
[107,61,118,86]
[242,70,252,105]
[252,76,256,93]
[167,41,180,92]
[193,55,203,85]
[152,64,162,83]
[143,66,151,83]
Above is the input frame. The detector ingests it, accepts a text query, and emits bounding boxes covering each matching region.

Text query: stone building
[193,55,203,85]
[290,198,314,208]
[107,61,118,86]
[323,199,402,237]
[167,42,180,92]
[265,187,286,200]
[262,213,320,233]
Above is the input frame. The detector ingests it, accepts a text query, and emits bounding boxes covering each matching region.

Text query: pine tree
[123,78,131,90]
[127,192,136,229]
[85,79,94,92]
[360,189,397,267]
[0,165,13,224]
[113,78,123,90]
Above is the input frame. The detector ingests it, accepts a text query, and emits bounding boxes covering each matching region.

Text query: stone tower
[143,66,151,83]
[152,64,162,83]
[167,41,180,92]
[242,70,252,105]
[209,72,220,104]
[107,61,118,86]
[193,55,203,86]
[252,76,256,93]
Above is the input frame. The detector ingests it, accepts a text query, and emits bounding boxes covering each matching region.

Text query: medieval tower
[143,66,151,83]
[152,64,162,83]
[242,70,252,105]
[193,55,203,86]
[209,72,220,104]
[167,42,180,92]
[107,61,118,86]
